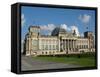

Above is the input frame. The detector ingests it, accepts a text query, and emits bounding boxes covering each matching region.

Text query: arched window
[42,52,44,54]
[45,52,47,54]
[49,52,51,54]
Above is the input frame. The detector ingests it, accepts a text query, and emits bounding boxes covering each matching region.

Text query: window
[45,52,47,54]
[45,45,48,50]
[86,45,88,48]
[42,52,44,54]
[48,45,51,50]
[53,51,55,54]
[53,45,55,50]
[42,45,44,50]
[56,45,58,49]
[32,40,38,50]
[32,40,37,45]
[49,52,51,54]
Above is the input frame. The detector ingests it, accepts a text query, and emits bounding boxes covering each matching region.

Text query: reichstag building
[23,26,95,56]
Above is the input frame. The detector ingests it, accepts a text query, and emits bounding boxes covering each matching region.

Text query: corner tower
[84,31,95,52]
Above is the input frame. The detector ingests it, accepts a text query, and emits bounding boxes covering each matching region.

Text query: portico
[60,38,77,53]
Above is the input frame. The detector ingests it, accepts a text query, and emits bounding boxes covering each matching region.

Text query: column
[73,40,75,51]
[74,40,76,52]
[72,40,73,51]
[64,39,65,50]
[26,38,29,55]
[71,40,73,51]
[72,40,73,49]
[29,38,31,55]
[61,40,62,51]
[66,39,68,54]
[73,40,74,51]
[62,40,64,50]
[62,40,63,51]
[59,39,60,52]
[67,39,68,51]
[70,39,71,51]
[66,39,68,51]
[66,40,67,50]
[71,40,72,51]
[68,39,69,51]
[65,39,66,50]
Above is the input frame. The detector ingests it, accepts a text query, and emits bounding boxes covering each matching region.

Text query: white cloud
[60,24,67,30]
[60,24,71,31]
[67,27,71,31]
[60,24,80,36]
[40,24,56,35]
[41,24,70,32]
[40,24,56,31]
[21,14,25,27]
[71,25,80,36]
[40,24,80,37]
[80,33,84,37]
[79,14,91,24]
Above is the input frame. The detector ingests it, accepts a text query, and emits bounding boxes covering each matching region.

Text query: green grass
[33,53,96,67]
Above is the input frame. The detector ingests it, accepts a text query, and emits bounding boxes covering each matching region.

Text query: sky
[21,6,96,40]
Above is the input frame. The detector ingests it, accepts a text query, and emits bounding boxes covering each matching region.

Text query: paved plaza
[21,55,81,71]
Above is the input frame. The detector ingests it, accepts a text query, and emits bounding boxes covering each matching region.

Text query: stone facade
[23,26,95,56]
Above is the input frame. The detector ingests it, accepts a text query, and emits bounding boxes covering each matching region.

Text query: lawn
[33,53,96,67]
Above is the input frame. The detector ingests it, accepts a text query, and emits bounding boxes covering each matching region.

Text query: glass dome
[51,27,67,36]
